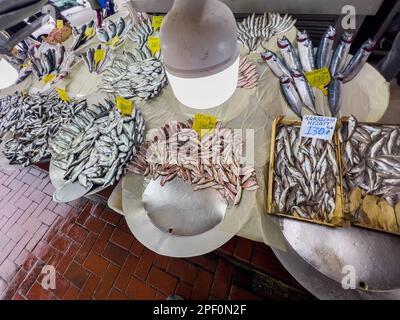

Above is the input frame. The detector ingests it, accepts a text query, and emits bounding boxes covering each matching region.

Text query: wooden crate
[267,115,346,227]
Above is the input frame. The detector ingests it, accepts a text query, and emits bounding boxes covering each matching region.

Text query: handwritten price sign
[300,115,337,141]
[304,67,331,96]
[193,113,217,139]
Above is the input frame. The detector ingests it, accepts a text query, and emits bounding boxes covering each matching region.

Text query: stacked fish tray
[339,116,400,235]
[267,116,345,227]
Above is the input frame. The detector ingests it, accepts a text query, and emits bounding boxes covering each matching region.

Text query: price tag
[108,36,120,47]
[300,115,337,141]
[94,49,105,64]
[56,19,64,30]
[116,96,133,116]
[148,36,160,56]
[84,27,94,38]
[193,113,217,139]
[43,73,55,84]
[152,16,164,30]
[57,88,70,102]
[21,59,30,68]
[304,67,331,96]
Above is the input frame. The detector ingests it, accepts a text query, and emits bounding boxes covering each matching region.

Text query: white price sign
[300,115,337,141]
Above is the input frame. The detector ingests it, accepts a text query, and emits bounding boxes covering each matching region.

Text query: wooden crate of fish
[339,115,400,235]
[267,116,345,226]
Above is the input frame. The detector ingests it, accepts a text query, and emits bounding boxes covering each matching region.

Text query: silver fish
[291,70,316,114]
[280,76,302,118]
[316,26,336,69]
[328,75,343,117]
[330,32,354,77]
[260,50,292,79]
[342,39,375,82]
[277,36,302,71]
[297,30,315,72]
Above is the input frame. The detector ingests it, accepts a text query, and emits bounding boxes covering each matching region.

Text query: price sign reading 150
[299,115,337,141]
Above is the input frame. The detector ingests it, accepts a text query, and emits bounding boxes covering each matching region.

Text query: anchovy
[330,32,354,77]
[316,26,336,69]
[291,70,316,114]
[260,50,292,79]
[277,36,302,71]
[342,39,375,82]
[297,30,315,72]
[280,76,302,118]
[328,74,343,117]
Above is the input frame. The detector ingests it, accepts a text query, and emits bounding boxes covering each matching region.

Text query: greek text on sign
[57,88,70,102]
[193,113,217,139]
[304,67,331,96]
[148,37,160,56]
[300,115,337,141]
[116,96,133,116]
[56,19,64,29]
[152,16,164,30]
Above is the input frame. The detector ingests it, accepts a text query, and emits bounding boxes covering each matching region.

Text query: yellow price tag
[21,59,30,68]
[152,16,164,30]
[148,36,160,56]
[304,67,331,96]
[108,36,120,47]
[94,49,105,64]
[84,27,94,38]
[192,113,217,139]
[43,73,55,84]
[56,19,64,30]
[57,88,70,102]
[116,96,133,116]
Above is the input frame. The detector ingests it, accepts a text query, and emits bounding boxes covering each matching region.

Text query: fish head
[279,76,292,86]
[342,32,354,43]
[362,39,375,52]
[277,37,290,49]
[335,73,344,82]
[291,70,304,79]
[325,25,336,39]
[296,30,308,42]
[260,50,274,61]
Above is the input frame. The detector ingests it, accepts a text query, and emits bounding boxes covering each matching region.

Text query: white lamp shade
[166,56,239,109]
[0,59,19,89]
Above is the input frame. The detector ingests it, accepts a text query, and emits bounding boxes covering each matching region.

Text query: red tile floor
[0,167,312,300]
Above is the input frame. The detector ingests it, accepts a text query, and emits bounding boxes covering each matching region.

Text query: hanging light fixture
[160,0,239,109]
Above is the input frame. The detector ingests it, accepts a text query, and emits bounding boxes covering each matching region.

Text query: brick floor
[0,167,312,300]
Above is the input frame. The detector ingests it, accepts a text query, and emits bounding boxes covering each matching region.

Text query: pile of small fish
[237,56,259,89]
[0,95,22,139]
[127,18,154,50]
[128,120,258,205]
[79,45,113,74]
[99,47,166,100]
[50,100,145,191]
[237,13,296,52]
[340,115,400,207]
[71,20,96,51]
[0,92,87,166]
[261,26,375,117]
[273,125,338,222]
[97,17,131,47]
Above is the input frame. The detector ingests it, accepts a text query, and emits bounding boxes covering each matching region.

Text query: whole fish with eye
[50,99,145,191]
[99,47,167,100]
[0,92,87,167]
[297,30,315,72]
[316,26,336,69]
[237,12,296,52]
[273,125,338,222]
[340,115,400,207]
[128,120,258,206]
[279,76,303,117]
[329,32,354,77]
[291,70,316,114]
[342,39,375,82]
[260,50,292,79]
[277,36,302,71]
[328,74,344,117]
